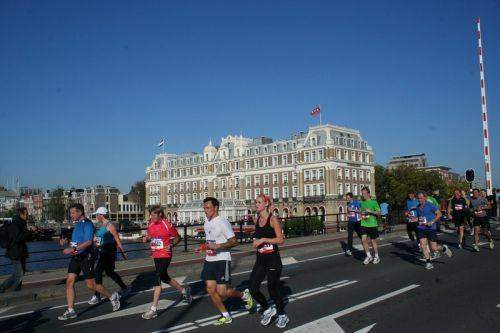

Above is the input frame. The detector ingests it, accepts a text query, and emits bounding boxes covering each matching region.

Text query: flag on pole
[310,105,321,117]
[157,139,165,147]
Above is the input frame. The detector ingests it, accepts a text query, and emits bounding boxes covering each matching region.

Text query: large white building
[145,124,375,221]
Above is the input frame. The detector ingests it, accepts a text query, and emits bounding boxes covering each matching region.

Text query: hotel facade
[145,124,375,222]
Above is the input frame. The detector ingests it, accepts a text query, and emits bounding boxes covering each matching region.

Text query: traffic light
[465,169,475,183]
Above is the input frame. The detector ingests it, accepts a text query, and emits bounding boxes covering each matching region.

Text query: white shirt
[204,215,235,262]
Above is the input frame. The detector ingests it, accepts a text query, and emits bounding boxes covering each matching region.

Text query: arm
[253,216,284,248]
[108,223,128,259]
[428,209,442,226]
[172,234,182,247]
[366,202,381,217]
[212,236,239,250]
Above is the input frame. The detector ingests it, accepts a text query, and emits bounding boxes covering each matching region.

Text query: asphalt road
[1,223,499,333]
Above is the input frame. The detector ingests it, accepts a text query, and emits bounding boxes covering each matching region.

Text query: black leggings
[249,253,284,315]
[407,222,418,242]
[95,248,127,297]
[347,222,362,250]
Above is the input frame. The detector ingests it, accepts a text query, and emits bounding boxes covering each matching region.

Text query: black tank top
[255,214,279,255]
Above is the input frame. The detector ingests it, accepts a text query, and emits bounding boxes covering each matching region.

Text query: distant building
[0,190,18,213]
[387,153,428,170]
[420,166,464,183]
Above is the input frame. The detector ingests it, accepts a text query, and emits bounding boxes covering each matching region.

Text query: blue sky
[1,0,499,192]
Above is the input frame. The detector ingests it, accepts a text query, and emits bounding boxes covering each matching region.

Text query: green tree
[47,188,66,223]
[129,180,146,210]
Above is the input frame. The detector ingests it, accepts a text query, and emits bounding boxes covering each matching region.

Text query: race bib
[454,204,463,211]
[348,212,357,218]
[475,210,486,217]
[409,210,417,217]
[418,216,428,225]
[150,238,164,250]
[258,243,274,255]
[206,240,217,256]
[70,242,77,248]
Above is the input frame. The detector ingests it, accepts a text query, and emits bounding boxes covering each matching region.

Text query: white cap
[94,207,108,215]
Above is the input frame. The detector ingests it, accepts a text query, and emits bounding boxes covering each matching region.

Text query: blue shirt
[416,202,438,230]
[406,198,419,219]
[71,218,95,255]
[347,200,361,222]
[380,202,389,216]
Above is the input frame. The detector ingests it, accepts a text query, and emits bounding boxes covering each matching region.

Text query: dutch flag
[157,139,165,147]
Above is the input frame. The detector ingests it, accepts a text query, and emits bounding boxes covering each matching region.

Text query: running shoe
[88,295,101,305]
[213,315,232,325]
[58,309,77,321]
[458,244,462,249]
[425,262,434,270]
[141,308,158,320]
[110,292,121,312]
[276,314,290,329]
[432,252,441,260]
[363,256,373,265]
[372,256,380,264]
[469,229,474,236]
[183,286,193,304]
[443,245,452,257]
[242,288,254,310]
[473,244,480,252]
[489,240,495,250]
[345,249,352,256]
[260,306,277,326]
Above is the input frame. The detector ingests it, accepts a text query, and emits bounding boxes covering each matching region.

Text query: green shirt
[360,199,380,227]
[427,196,439,207]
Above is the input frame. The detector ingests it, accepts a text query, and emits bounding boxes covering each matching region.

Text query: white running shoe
[276,314,290,329]
[345,249,352,256]
[88,295,101,305]
[142,308,158,320]
[242,288,254,310]
[443,244,452,257]
[110,292,121,312]
[58,309,77,321]
[489,240,495,250]
[260,306,277,326]
[363,256,373,265]
[372,256,380,264]
[425,262,434,270]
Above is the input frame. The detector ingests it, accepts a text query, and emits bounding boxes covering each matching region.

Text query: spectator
[0,207,34,293]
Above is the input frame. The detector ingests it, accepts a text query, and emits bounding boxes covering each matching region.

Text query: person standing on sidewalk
[0,207,34,293]
[345,192,362,256]
[88,207,130,305]
[249,194,289,329]
[360,187,381,265]
[141,205,192,320]
[200,197,253,325]
[58,204,120,321]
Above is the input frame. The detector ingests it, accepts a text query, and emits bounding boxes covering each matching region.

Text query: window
[263,188,270,196]
[273,187,279,199]
[246,176,251,186]
[345,169,350,180]
[304,152,310,162]
[255,188,261,196]
[292,186,298,197]
[292,154,298,164]
[351,151,356,161]
[305,170,310,181]
[359,171,364,181]
[283,186,289,198]
[193,193,198,200]
[312,151,317,161]
[263,175,269,185]
[305,185,310,197]
[245,160,251,170]
[283,155,288,165]
[336,149,341,159]
[246,189,252,200]
[254,175,261,186]
[254,159,259,168]
[193,182,197,190]
[312,184,318,196]
[366,171,371,181]
[263,157,269,167]
[318,169,324,180]
[312,170,317,181]
[352,169,357,180]
[344,150,349,160]
[221,179,226,189]
[358,152,363,162]
[318,149,324,160]
[273,145,277,153]
[235,190,240,199]
[273,174,278,184]
[353,184,358,196]
[337,168,342,180]
[338,183,344,195]
[292,172,297,183]
[319,183,325,195]
[272,156,278,166]
[282,173,288,184]
[345,183,351,193]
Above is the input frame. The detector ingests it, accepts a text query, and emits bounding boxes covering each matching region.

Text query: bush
[283,216,324,237]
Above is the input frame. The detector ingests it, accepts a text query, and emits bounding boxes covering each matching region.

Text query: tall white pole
[476,18,493,195]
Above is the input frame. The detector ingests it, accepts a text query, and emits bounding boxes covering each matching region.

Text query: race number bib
[70,242,77,248]
[150,238,164,250]
[258,243,274,255]
[348,212,357,218]
[454,204,463,211]
[475,210,486,217]
[418,217,428,225]
[206,240,217,256]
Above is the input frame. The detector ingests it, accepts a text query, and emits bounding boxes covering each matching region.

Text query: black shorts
[201,260,231,285]
[68,253,95,279]
[453,216,466,227]
[360,226,379,239]
[417,228,437,242]
[154,258,172,286]
[473,216,490,229]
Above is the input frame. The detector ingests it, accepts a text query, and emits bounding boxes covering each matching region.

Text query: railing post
[239,220,243,244]
[183,224,188,252]
[336,213,340,233]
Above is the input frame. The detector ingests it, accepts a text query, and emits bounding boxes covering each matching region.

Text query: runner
[405,191,419,247]
[359,187,381,265]
[88,207,129,305]
[199,197,253,325]
[412,192,452,270]
[345,192,362,256]
[470,189,494,252]
[141,205,192,320]
[58,204,120,320]
[447,190,468,249]
[249,194,289,328]
[462,190,474,236]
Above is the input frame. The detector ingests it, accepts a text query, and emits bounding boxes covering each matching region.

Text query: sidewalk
[0,225,408,307]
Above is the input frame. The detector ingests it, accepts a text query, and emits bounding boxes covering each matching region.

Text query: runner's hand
[63,248,75,255]
[253,239,264,249]
[142,235,148,243]
[122,252,128,260]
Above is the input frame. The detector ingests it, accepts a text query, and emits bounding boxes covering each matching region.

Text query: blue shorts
[417,228,437,242]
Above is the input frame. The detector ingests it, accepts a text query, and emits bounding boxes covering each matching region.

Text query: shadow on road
[0,307,51,333]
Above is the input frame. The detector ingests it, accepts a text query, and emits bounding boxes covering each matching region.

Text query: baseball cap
[94,207,108,215]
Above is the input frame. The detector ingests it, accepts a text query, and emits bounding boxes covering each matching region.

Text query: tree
[129,180,146,211]
[47,188,66,223]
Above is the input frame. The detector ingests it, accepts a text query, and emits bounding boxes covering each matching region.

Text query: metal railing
[0,210,408,268]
